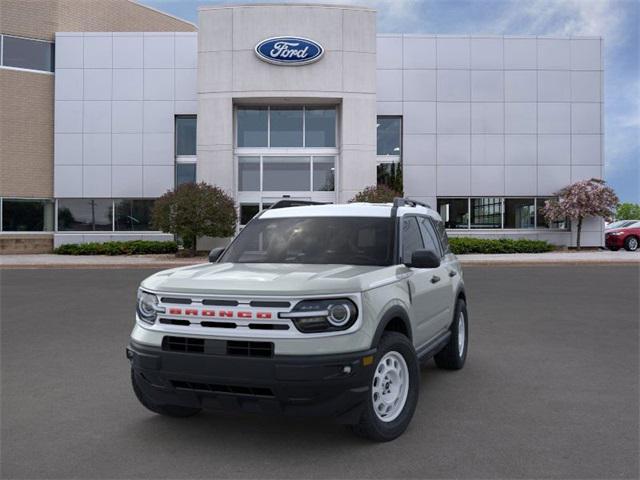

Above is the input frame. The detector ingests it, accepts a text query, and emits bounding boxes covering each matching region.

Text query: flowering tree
[350,184,402,203]
[152,182,237,256]
[543,179,618,250]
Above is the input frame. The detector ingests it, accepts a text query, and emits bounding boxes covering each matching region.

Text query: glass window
[504,198,535,228]
[401,216,424,263]
[240,204,259,225]
[2,35,54,72]
[2,199,53,231]
[114,199,155,231]
[175,116,196,156]
[437,198,469,229]
[418,217,442,257]
[471,198,502,229]
[237,108,268,147]
[176,163,196,186]
[263,156,310,191]
[313,157,335,191]
[537,197,569,229]
[377,161,403,192]
[305,108,336,147]
[377,117,402,156]
[434,219,451,254]
[238,156,260,191]
[270,107,303,147]
[57,199,112,231]
[221,217,394,266]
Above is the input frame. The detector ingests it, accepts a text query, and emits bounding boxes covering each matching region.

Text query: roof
[261,202,441,220]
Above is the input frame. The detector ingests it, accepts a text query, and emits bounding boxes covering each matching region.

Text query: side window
[418,217,442,257]
[435,219,451,255]
[401,216,424,263]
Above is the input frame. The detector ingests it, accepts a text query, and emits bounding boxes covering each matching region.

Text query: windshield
[607,220,635,229]
[220,216,395,266]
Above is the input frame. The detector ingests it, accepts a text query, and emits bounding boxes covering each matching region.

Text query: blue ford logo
[255,37,324,66]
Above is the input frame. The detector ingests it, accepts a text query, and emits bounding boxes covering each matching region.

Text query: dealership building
[0,1,605,252]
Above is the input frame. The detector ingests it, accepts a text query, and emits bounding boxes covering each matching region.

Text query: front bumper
[127,340,376,423]
[605,234,624,248]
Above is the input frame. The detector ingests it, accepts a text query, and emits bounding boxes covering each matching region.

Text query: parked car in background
[605,222,640,251]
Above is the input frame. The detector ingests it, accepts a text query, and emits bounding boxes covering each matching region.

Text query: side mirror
[208,247,225,263]
[406,249,440,269]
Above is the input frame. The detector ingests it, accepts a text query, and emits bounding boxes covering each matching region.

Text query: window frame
[0,34,54,75]
[0,197,54,232]
[399,214,426,264]
[235,105,338,150]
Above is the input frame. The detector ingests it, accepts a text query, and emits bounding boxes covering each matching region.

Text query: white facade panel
[113,35,143,68]
[402,36,436,69]
[470,38,503,69]
[83,35,112,69]
[436,37,470,69]
[54,32,196,202]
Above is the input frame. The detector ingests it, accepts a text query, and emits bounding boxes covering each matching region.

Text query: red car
[605,221,640,251]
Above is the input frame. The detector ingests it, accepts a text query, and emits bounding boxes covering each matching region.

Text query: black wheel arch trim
[371,305,413,348]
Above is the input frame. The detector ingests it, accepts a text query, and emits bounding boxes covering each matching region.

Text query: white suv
[127,198,468,441]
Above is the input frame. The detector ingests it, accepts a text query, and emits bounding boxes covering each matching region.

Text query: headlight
[280,298,358,333]
[136,289,164,324]
[608,231,624,236]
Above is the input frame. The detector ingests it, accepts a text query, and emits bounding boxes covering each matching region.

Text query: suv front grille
[227,340,273,358]
[162,336,274,358]
[162,336,204,353]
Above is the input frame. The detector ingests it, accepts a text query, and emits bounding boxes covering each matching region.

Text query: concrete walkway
[1,250,638,268]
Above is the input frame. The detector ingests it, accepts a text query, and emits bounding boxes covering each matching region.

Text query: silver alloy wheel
[458,311,466,357]
[372,351,409,422]
[629,237,638,251]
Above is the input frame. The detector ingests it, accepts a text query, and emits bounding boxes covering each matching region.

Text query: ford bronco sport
[127,198,468,441]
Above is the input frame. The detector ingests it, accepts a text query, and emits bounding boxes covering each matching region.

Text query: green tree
[152,182,237,256]
[616,202,640,220]
[350,184,402,203]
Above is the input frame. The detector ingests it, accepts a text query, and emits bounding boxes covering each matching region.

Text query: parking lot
[1,265,638,479]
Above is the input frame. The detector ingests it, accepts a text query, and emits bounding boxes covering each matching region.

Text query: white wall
[377,35,604,246]
[197,4,378,202]
[54,32,198,199]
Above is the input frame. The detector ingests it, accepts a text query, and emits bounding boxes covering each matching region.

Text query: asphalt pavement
[1,266,638,479]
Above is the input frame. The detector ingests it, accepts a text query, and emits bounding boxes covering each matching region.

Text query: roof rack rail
[267,199,326,210]
[392,197,432,209]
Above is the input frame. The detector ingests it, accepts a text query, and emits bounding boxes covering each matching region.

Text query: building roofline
[129,0,198,30]
[198,3,375,12]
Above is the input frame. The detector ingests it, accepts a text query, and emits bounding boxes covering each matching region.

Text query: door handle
[430,275,441,284]
[448,270,457,277]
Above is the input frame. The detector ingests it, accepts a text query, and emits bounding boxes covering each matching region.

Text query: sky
[141,0,639,203]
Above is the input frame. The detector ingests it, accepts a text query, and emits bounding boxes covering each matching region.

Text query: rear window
[221,216,395,266]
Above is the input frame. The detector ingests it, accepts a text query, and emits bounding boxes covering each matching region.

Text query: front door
[400,216,453,347]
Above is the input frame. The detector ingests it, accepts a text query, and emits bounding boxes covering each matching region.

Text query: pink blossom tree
[542,178,618,250]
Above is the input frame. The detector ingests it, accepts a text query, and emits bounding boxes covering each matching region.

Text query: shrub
[448,237,555,255]
[349,184,402,203]
[54,240,178,256]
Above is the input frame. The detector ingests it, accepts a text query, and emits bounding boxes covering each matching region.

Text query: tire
[348,332,419,442]
[434,299,468,370]
[131,369,202,418]
[624,236,639,252]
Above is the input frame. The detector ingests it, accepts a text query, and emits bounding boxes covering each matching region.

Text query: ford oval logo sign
[255,37,324,66]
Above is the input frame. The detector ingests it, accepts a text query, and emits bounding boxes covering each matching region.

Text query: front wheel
[434,299,468,370]
[624,236,639,251]
[348,332,419,442]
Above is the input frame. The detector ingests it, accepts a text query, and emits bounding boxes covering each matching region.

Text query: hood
[141,262,402,296]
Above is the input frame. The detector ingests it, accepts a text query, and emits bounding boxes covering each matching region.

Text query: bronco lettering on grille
[166,308,273,320]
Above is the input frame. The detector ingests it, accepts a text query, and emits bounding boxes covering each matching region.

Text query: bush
[54,240,178,256]
[448,237,555,254]
[350,185,402,203]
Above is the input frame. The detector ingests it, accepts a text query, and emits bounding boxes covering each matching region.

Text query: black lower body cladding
[127,340,376,424]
